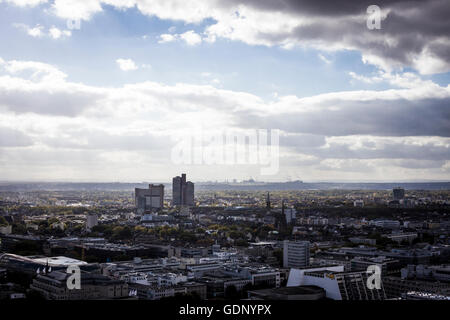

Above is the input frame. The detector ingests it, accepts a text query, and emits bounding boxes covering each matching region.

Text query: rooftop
[32,256,87,266]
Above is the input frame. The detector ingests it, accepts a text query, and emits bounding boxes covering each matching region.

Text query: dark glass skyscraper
[172,173,194,206]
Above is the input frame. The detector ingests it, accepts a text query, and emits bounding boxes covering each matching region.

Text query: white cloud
[13,23,44,37]
[0,57,449,181]
[2,59,67,82]
[116,58,138,71]
[13,0,445,75]
[158,33,176,43]
[3,0,47,7]
[348,71,383,84]
[5,1,449,74]
[179,30,202,46]
[48,26,72,39]
[318,53,331,65]
[348,70,437,89]
[158,30,202,46]
[13,23,71,39]
[51,0,103,21]
[28,25,44,37]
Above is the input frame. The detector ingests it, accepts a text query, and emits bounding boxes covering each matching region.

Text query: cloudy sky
[0,0,449,182]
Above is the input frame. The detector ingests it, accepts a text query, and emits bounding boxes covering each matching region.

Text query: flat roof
[32,256,87,266]
[249,285,324,296]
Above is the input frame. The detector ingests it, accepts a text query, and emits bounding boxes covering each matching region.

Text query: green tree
[0,216,8,227]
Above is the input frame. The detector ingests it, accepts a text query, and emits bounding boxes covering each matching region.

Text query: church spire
[266,192,271,210]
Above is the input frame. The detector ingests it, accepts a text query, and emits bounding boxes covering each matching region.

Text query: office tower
[393,187,405,200]
[184,181,195,206]
[282,200,296,224]
[86,213,98,231]
[172,175,183,206]
[283,240,310,268]
[135,184,164,214]
[284,207,296,224]
[172,173,194,206]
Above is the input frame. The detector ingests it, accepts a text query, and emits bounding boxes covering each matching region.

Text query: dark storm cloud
[224,0,421,16]
[391,159,446,169]
[238,97,450,137]
[221,0,450,73]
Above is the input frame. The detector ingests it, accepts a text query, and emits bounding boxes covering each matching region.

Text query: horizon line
[1,180,449,184]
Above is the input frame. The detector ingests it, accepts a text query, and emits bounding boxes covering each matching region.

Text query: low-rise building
[248,285,326,300]
[30,271,129,300]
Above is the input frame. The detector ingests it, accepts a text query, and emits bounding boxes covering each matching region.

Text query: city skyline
[0,0,449,182]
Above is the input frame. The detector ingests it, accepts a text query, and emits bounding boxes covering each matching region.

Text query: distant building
[86,213,98,231]
[371,219,400,229]
[401,291,450,300]
[247,285,326,300]
[393,187,405,200]
[0,225,12,235]
[130,281,206,300]
[353,200,364,207]
[135,184,165,214]
[30,271,129,300]
[348,237,377,246]
[401,265,450,282]
[311,254,352,271]
[382,232,418,244]
[350,256,398,274]
[288,266,386,300]
[284,207,296,224]
[383,276,450,299]
[300,270,387,300]
[283,240,310,269]
[172,173,194,206]
[0,253,91,276]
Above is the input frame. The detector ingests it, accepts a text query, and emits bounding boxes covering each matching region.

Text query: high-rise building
[283,240,310,268]
[393,187,405,200]
[172,173,194,206]
[86,213,98,231]
[135,184,164,214]
[284,207,296,224]
[184,181,195,206]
